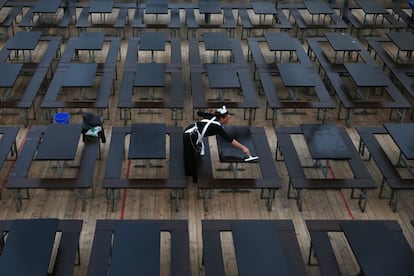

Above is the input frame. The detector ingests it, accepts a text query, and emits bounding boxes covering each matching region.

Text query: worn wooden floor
[0,1,413,275]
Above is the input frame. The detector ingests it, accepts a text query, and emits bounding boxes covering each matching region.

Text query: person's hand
[242,146,251,156]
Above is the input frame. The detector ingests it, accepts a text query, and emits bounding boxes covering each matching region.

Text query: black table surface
[341,221,414,276]
[36,124,82,160]
[146,0,169,14]
[301,124,352,160]
[278,63,316,87]
[344,63,389,87]
[251,1,278,15]
[384,123,414,160]
[325,32,361,52]
[128,123,166,159]
[62,63,98,87]
[75,32,105,50]
[355,0,388,14]
[198,0,222,14]
[33,0,61,13]
[304,0,333,14]
[216,126,257,162]
[6,31,42,50]
[206,64,240,89]
[89,0,114,13]
[0,63,23,87]
[203,32,232,51]
[264,32,298,51]
[134,63,165,87]
[387,31,414,51]
[139,32,166,51]
[0,219,59,276]
[109,221,161,276]
[232,221,290,276]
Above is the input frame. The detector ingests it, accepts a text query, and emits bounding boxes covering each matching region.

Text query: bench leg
[379,178,391,199]
[261,188,276,211]
[351,188,368,212]
[307,242,318,265]
[170,189,184,212]
[389,189,400,212]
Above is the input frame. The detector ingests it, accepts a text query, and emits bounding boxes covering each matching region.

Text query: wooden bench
[113,7,129,38]
[396,9,414,29]
[7,125,100,212]
[238,7,292,39]
[326,72,409,126]
[103,126,186,212]
[0,36,61,126]
[247,37,335,125]
[305,220,403,276]
[197,127,281,212]
[275,126,377,212]
[356,126,414,212]
[0,6,21,37]
[345,10,405,37]
[0,219,83,275]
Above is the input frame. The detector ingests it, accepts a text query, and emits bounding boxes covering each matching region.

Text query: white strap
[197,117,220,155]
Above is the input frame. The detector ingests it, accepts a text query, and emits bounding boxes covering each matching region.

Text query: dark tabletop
[301,124,352,160]
[139,32,166,51]
[128,123,166,159]
[344,63,389,87]
[387,32,414,51]
[232,221,290,275]
[384,123,414,160]
[355,0,388,14]
[278,63,316,87]
[251,1,278,15]
[304,0,333,15]
[75,32,105,50]
[36,124,82,160]
[341,221,414,276]
[109,221,161,276]
[0,63,23,87]
[6,31,42,50]
[203,32,232,51]
[62,63,98,87]
[89,0,114,13]
[0,219,59,276]
[264,32,298,51]
[146,0,169,14]
[198,0,222,14]
[33,0,61,13]
[216,126,257,162]
[206,64,240,89]
[325,32,361,52]
[134,63,165,87]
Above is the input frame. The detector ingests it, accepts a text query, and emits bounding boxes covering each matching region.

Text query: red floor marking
[328,165,354,219]
[120,159,132,219]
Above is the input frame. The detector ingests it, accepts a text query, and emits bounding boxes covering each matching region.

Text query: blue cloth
[409,0,414,10]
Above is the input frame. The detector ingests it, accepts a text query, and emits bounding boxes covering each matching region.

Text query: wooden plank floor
[0,1,413,275]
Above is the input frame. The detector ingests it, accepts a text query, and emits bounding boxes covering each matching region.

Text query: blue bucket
[53,112,70,124]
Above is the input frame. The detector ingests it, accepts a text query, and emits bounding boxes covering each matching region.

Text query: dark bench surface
[0,219,82,276]
[36,124,82,160]
[103,125,186,187]
[87,219,191,276]
[8,125,99,188]
[306,220,414,276]
[202,219,307,276]
[341,220,414,276]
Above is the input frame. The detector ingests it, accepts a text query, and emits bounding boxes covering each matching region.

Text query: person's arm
[231,139,251,156]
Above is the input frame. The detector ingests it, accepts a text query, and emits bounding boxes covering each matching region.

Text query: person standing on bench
[183,106,251,183]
